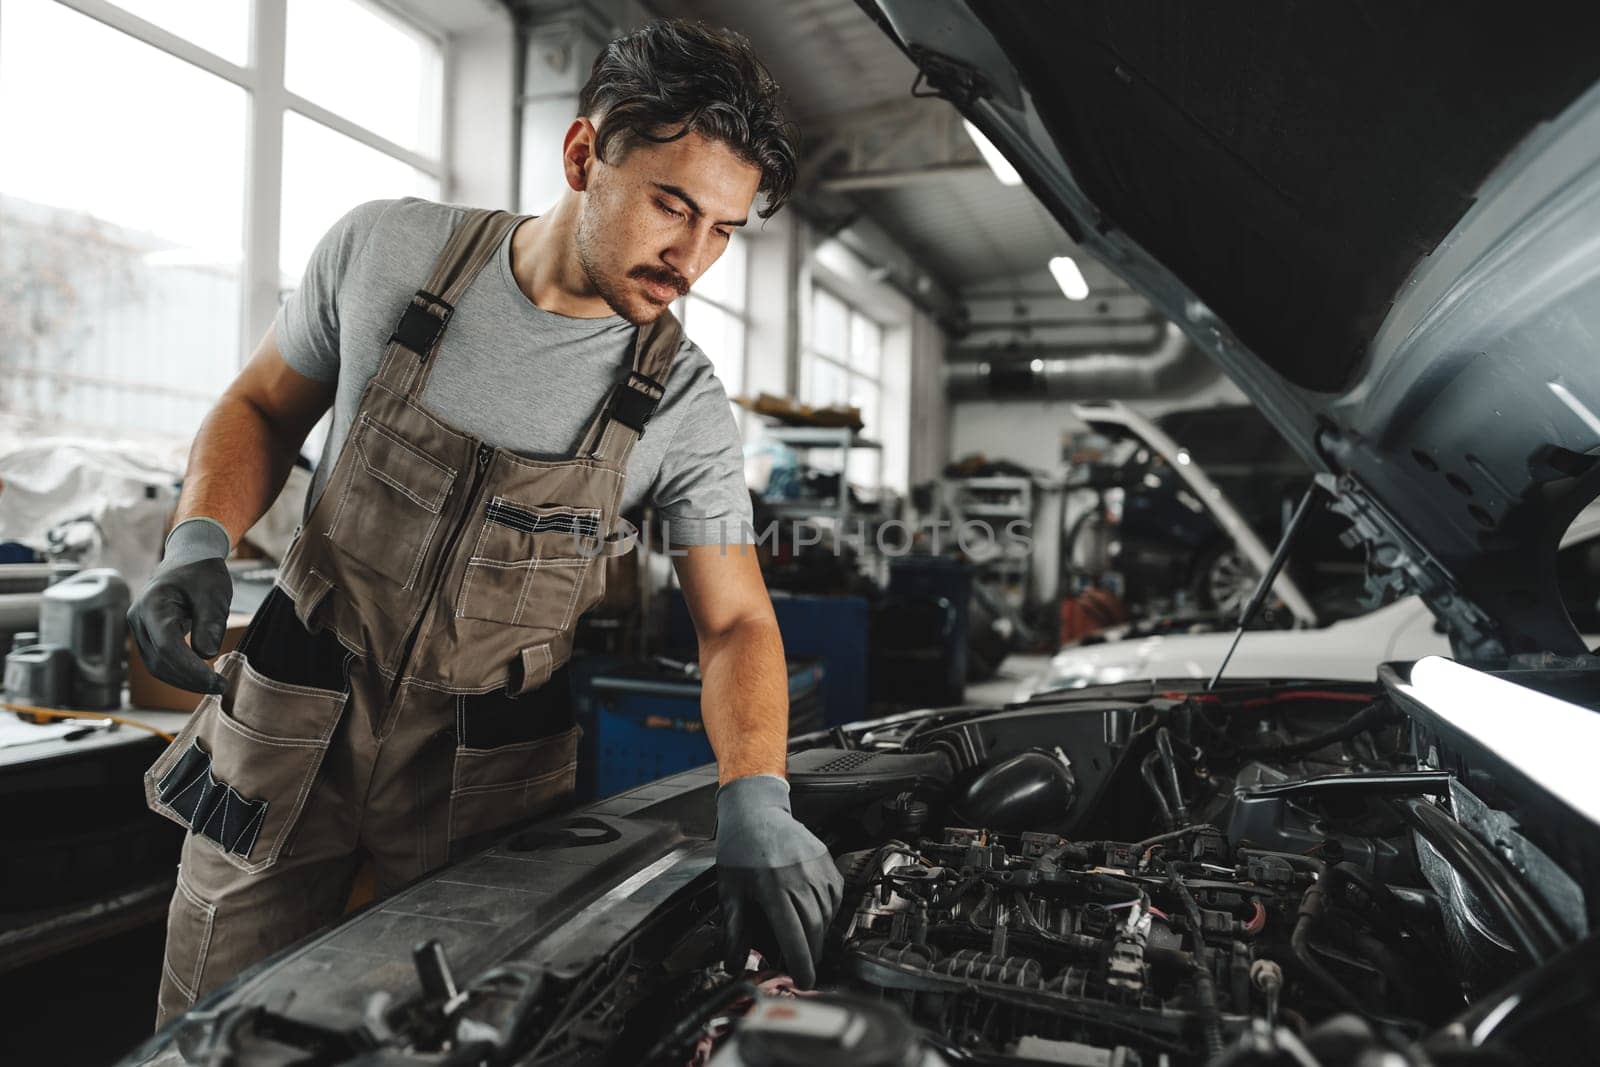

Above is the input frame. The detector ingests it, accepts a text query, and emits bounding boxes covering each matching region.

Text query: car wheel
[1196,546,1257,618]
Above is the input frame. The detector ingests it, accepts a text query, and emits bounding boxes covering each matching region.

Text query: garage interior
[4,2,1600,1065]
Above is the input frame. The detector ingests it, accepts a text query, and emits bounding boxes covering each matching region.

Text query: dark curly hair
[578,19,799,219]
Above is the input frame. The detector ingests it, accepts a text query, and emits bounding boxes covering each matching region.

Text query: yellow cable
[1,701,177,742]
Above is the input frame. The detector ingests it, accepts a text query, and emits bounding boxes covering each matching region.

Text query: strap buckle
[606,371,665,436]
[389,290,454,358]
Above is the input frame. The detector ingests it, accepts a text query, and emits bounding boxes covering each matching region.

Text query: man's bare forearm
[699,615,789,784]
[173,394,304,547]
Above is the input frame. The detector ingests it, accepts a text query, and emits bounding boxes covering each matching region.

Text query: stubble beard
[574,211,662,326]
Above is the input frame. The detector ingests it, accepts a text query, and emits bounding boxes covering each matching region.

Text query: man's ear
[562,117,599,192]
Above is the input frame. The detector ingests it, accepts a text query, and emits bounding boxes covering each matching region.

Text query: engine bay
[149,679,1600,1067]
[667,683,1596,1066]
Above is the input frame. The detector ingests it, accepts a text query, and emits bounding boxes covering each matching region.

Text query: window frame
[802,280,886,487]
[676,232,751,399]
[804,281,884,426]
[50,0,450,364]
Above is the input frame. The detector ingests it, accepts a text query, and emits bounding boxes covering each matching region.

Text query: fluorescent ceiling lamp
[1049,255,1090,301]
[962,119,1023,186]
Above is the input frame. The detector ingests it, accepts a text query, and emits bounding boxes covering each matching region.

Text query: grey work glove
[127,518,233,695]
[715,774,844,988]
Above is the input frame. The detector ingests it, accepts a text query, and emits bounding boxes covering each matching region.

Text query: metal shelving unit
[943,474,1034,602]
[760,425,883,532]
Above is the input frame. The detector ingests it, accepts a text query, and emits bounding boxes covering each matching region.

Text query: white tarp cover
[0,434,183,592]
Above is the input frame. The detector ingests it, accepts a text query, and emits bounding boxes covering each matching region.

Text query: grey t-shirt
[274,197,750,544]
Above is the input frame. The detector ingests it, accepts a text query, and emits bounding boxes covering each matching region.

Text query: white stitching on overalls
[277,210,678,703]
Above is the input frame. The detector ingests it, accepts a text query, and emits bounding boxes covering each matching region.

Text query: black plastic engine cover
[786,748,953,821]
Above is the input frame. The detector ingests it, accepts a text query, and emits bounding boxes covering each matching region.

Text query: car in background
[1029,504,1600,696]
[1066,400,1366,627]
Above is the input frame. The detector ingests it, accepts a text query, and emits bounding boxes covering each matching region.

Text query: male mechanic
[127,20,842,1026]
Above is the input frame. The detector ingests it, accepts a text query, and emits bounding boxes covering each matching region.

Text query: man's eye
[714,229,731,240]
[657,201,686,220]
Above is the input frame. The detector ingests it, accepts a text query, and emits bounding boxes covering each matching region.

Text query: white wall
[447,13,517,209]
[949,400,1078,474]
[743,212,801,403]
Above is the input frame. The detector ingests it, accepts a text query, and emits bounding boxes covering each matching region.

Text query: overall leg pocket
[155,866,215,1028]
[144,595,350,875]
[448,665,580,846]
[455,498,599,628]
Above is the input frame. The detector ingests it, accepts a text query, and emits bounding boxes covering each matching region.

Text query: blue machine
[667,590,867,726]
[876,555,972,706]
[571,656,825,801]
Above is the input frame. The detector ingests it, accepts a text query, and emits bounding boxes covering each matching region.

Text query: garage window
[678,235,749,399]
[0,0,444,440]
[802,284,884,486]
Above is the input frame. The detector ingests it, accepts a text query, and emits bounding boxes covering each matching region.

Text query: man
[128,19,842,1027]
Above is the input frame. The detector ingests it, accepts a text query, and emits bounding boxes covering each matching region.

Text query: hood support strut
[1208,482,1321,690]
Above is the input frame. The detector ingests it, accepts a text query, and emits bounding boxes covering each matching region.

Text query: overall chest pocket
[327,414,457,587]
[455,498,600,629]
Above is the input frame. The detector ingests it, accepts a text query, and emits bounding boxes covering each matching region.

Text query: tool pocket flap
[354,415,455,514]
[156,739,269,858]
[143,651,346,875]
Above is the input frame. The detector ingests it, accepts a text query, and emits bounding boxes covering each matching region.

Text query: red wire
[1161,688,1373,709]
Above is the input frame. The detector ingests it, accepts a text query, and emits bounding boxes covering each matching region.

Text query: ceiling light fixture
[963,119,1023,186]
[1049,255,1090,301]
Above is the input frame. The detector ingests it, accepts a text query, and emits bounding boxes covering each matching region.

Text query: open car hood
[862,1,1600,663]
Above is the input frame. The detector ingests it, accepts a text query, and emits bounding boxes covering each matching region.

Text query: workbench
[0,707,191,973]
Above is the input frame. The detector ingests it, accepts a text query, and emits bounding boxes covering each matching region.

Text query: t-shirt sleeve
[651,354,753,545]
[272,199,395,382]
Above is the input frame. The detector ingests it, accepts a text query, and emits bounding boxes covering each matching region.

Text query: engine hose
[1140,751,1176,831]
[1394,796,1563,964]
[1324,862,1403,937]
[1289,882,1366,1016]
[1230,701,1398,759]
[1169,870,1224,1054]
[1130,823,1221,853]
[1154,727,1191,826]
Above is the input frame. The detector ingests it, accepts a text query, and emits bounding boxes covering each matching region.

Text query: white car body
[1020,597,1444,696]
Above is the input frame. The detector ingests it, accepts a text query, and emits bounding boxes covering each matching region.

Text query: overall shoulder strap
[579,308,686,463]
[373,208,528,399]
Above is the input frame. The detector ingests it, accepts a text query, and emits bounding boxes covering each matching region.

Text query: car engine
[687,684,1588,1066]
[150,683,1596,1066]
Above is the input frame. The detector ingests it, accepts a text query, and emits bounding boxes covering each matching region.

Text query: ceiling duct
[945,321,1218,401]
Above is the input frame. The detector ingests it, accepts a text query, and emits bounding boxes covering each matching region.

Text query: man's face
[574,128,762,324]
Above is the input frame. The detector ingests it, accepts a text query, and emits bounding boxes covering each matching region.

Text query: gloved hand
[715,773,844,988]
[127,517,233,695]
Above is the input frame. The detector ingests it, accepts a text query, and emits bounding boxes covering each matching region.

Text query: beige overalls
[142,208,683,1026]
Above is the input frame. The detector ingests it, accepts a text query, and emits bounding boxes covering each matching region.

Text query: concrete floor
[965,652,1051,705]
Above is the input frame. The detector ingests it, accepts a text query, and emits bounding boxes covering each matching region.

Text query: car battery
[572,657,825,801]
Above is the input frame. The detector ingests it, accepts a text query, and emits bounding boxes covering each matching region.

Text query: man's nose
[661,229,712,282]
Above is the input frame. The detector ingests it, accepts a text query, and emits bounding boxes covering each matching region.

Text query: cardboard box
[126,612,252,711]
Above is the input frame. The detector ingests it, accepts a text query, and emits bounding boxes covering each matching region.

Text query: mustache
[628,265,690,297]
